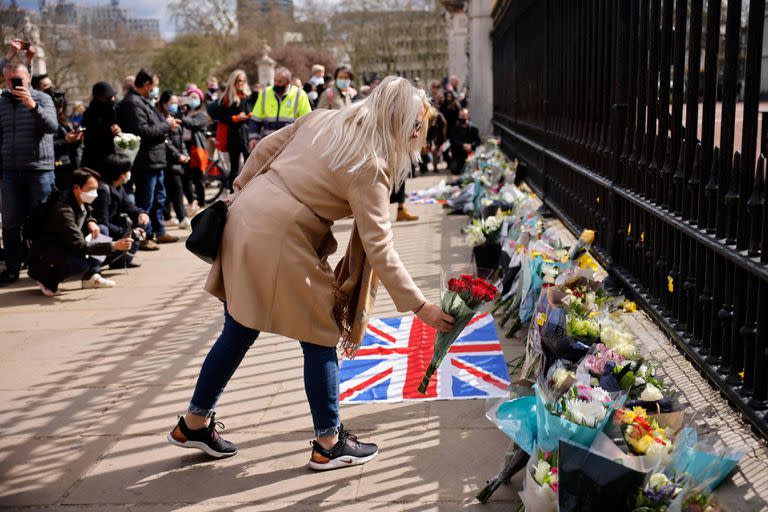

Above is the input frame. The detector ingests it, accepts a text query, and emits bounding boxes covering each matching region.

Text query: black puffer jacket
[0,89,58,172]
[116,90,169,171]
[165,124,188,176]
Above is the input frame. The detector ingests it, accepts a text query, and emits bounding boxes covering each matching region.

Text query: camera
[20,42,30,51]
[10,77,22,90]
[119,213,146,244]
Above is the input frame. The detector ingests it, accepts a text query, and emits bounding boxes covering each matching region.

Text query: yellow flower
[667,276,674,293]
[622,301,637,313]
[629,434,654,454]
[739,370,745,379]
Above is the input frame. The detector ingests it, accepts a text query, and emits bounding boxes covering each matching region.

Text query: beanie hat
[185,85,205,102]
[92,81,116,99]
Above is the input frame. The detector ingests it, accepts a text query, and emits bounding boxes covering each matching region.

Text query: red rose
[460,274,473,282]
[450,279,469,294]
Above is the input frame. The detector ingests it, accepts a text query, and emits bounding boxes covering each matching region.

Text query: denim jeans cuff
[188,402,213,417]
[315,424,341,438]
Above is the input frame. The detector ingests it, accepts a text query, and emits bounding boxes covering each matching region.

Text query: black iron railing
[492,0,768,438]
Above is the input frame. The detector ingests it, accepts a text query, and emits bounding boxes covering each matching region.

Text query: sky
[15,0,175,38]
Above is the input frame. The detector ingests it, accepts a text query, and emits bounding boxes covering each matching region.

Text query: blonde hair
[316,76,429,189]
[223,69,251,106]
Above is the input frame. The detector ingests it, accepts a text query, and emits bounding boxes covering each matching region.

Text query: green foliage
[152,34,225,94]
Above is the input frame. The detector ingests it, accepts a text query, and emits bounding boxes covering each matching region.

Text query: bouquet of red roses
[418,274,497,393]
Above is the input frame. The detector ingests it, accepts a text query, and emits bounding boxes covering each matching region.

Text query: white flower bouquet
[114,133,141,163]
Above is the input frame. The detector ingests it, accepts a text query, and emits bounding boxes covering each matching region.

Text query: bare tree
[169,0,238,51]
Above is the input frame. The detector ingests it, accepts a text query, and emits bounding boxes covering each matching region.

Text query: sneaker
[81,274,116,289]
[167,413,238,458]
[178,217,192,230]
[38,281,57,297]
[139,239,160,251]
[308,425,379,471]
[166,218,179,226]
[396,207,419,222]
[156,233,179,244]
[0,270,19,287]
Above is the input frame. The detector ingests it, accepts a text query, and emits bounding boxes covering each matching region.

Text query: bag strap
[227,127,297,207]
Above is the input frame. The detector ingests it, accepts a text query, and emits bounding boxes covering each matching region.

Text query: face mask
[149,86,160,98]
[167,103,179,114]
[124,171,131,183]
[208,87,217,94]
[336,79,350,90]
[80,189,98,204]
[308,91,318,101]
[273,84,287,94]
[188,97,201,109]
[309,76,324,86]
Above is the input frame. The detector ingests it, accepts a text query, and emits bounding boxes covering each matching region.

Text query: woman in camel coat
[168,77,455,470]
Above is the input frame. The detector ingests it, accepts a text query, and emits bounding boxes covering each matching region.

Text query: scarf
[333,223,378,358]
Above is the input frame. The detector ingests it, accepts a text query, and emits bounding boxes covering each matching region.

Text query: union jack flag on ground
[339,313,511,402]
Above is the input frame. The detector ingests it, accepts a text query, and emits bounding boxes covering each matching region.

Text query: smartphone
[77,127,87,132]
[10,77,22,90]
[20,42,30,51]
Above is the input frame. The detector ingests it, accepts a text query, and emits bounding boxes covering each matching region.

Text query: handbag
[185,128,297,263]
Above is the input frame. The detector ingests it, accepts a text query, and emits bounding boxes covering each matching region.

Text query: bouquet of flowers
[464,211,505,247]
[600,321,642,360]
[632,472,684,512]
[614,406,673,456]
[113,133,141,163]
[676,488,725,512]
[519,446,559,512]
[554,383,614,428]
[417,274,497,393]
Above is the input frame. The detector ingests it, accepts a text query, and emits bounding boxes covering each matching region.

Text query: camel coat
[205,109,426,347]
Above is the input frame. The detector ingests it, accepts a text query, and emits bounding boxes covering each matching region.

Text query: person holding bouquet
[168,77,455,470]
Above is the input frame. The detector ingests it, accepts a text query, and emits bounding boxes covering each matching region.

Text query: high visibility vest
[251,85,311,133]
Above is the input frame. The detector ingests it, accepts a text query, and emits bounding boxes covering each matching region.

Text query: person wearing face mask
[92,154,148,269]
[116,68,180,245]
[448,108,481,175]
[181,86,210,211]
[249,66,312,147]
[317,66,357,110]
[52,92,84,190]
[158,91,190,229]
[82,82,121,170]
[303,82,319,109]
[27,168,134,296]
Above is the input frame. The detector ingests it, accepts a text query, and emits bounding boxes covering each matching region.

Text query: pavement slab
[0,174,766,511]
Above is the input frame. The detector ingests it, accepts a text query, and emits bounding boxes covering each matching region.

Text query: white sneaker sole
[166,432,237,458]
[307,450,379,471]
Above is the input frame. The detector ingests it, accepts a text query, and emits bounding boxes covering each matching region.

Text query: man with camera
[116,68,180,246]
[0,56,58,287]
[92,153,152,268]
[27,168,133,296]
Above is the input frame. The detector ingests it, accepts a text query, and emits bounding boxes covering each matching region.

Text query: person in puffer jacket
[0,60,58,287]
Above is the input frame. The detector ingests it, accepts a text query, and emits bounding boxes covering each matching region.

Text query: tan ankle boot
[397,207,419,222]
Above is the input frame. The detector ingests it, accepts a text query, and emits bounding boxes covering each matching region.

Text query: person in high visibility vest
[250,67,311,144]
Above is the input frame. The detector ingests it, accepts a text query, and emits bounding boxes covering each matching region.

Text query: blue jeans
[133,170,166,237]
[189,305,341,438]
[66,254,102,281]
[0,170,55,273]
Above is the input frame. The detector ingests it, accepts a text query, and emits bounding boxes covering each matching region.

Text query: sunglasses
[411,120,423,137]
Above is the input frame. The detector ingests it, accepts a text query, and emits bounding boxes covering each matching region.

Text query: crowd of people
[0,38,479,296]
